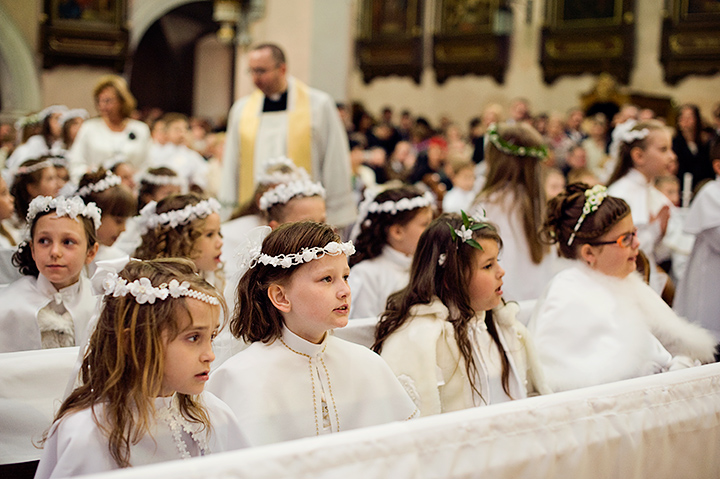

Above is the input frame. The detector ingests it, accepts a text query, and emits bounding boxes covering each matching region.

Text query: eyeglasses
[587,229,638,248]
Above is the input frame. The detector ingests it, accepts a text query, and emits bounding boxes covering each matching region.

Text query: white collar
[36,273,83,305]
[626,168,652,187]
[280,324,328,357]
[382,245,413,269]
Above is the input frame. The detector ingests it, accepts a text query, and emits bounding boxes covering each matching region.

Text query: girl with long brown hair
[471,122,554,301]
[35,259,247,477]
[374,212,549,417]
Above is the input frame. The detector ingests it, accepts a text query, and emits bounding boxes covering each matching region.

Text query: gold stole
[237,79,312,204]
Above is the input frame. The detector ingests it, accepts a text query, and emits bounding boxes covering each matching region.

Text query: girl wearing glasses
[528,183,715,392]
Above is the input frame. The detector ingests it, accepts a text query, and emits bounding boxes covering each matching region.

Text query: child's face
[114,163,136,191]
[467,239,505,312]
[388,206,433,256]
[584,215,639,279]
[544,171,566,200]
[30,215,98,290]
[150,184,182,203]
[27,167,61,199]
[97,214,128,247]
[278,196,327,225]
[55,166,69,188]
[166,120,189,145]
[635,129,676,180]
[453,166,475,192]
[274,253,350,344]
[192,212,223,272]
[657,181,680,207]
[0,177,15,221]
[161,299,220,396]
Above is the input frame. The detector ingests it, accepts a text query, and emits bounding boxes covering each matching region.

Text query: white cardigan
[380,298,550,417]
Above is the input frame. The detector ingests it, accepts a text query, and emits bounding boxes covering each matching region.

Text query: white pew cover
[76,362,720,479]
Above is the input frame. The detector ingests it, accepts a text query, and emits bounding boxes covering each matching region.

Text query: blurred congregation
[1,1,720,478]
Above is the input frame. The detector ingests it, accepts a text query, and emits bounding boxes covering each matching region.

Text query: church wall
[2,0,718,126]
[347,0,720,129]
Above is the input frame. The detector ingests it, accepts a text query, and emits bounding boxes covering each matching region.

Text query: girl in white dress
[0,175,19,249]
[133,193,224,291]
[0,196,99,352]
[607,120,677,293]
[674,151,720,344]
[35,258,247,478]
[529,184,715,392]
[373,212,550,417]
[471,123,555,301]
[9,157,61,222]
[76,168,137,274]
[348,186,434,319]
[207,221,418,446]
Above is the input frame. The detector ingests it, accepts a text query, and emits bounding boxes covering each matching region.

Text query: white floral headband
[139,197,220,233]
[567,185,608,246]
[140,172,188,188]
[439,210,492,266]
[257,157,310,186]
[16,159,54,176]
[235,226,355,277]
[15,113,40,133]
[38,105,68,122]
[76,170,122,197]
[350,190,435,241]
[26,195,102,231]
[102,272,220,305]
[259,179,326,211]
[58,108,89,127]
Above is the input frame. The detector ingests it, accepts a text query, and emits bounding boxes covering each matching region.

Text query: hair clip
[448,210,490,251]
[567,185,608,246]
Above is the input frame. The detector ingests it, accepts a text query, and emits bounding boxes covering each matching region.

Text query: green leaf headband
[487,123,548,159]
[448,210,490,252]
[567,185,608,246]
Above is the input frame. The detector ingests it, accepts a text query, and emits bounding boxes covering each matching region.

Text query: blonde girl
[35,259,247,478]
[348,186,434,318]
[0,196,99,352]
[471,123,554,301]
[607,120,678,293]
[374,212,550,417]
[207,221,418,446]
[134,193,224,289]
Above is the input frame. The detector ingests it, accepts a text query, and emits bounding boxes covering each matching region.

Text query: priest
[219,43,356,226]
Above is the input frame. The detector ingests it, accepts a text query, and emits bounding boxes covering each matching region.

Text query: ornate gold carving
[545,37,624,59]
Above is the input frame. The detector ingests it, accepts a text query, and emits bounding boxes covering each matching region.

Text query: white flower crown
[256,157,310,187]
[102,272,220,305]
[38,105,68,122]
[58,108,89,127]
[76,171,122,197]
[140,172,188,188]
[235,226,355,276]
[16,159,55,176]
[259,179,326,211]
[15,113,40,132]
[567,185,609,246]
[27,195,102,231]
[350,189,435,241]
[139,197,220,233]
